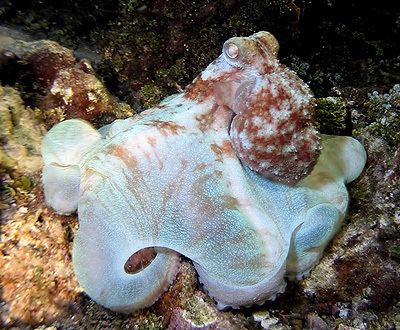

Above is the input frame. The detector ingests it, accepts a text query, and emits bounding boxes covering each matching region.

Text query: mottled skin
[41,32,366,312]
[186,31,320,184]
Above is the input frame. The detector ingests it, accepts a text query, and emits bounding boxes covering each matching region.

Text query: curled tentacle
[41,119,102,214]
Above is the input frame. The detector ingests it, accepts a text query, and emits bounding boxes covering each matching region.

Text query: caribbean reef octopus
[41,32,367,312]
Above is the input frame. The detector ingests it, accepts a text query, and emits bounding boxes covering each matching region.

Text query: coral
[0,194,81,326]
[353,84,400,148]
[0,82,80,325]
[38,63,131,125]
[0,83,45,174]
[24,40,76,90]
[41,32,366,313]
[155,261,254,329]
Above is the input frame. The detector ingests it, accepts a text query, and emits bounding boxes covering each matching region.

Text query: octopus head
[188,31,321,185]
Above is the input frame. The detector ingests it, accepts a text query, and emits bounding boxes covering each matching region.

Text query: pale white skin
[41,32,367,313]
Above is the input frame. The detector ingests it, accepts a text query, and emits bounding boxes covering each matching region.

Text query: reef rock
[0,34,131,128]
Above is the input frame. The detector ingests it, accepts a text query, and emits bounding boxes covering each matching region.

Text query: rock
[301,84,400,327]
[253,311,285,330]
[307,313,329,330]
[168,307,228,330]
[0,33,132,128]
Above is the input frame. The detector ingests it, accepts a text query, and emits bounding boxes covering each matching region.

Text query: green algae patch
[314,97,348,135]
[12,175,33,191]
[389,245,400,261]
[138,84,165,109]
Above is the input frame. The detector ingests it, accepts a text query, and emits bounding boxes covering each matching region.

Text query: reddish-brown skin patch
[230,73,320,185]
[180,159,188,169]
[106,144,145,178]
[210,140,235,162]
[193,163,208,172]
[195,104,219,132]
[147,136,157,148]
[146,120,185,136]
[183,34,319,185]
[124,248,157,274]
[184,68,239,103]
[223,195,241,210]
[184,77,214,101]
[253,41,276,74]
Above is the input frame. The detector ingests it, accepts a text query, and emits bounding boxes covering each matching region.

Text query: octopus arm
[72,132,290,311]
[73,172,180,313]
[41,119,102,214]
[300,135,367,214]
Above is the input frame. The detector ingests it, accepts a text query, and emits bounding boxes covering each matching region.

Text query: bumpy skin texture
[186,32,320,184]
[41,32,367,312]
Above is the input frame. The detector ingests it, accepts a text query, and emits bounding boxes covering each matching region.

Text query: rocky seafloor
[0,1,399,329]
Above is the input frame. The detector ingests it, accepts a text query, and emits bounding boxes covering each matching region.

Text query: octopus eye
[225,42,240,59]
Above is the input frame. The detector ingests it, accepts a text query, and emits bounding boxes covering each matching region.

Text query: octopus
[41,32,367,312]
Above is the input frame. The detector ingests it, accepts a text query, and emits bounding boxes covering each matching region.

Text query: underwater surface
[0,1,399,329]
